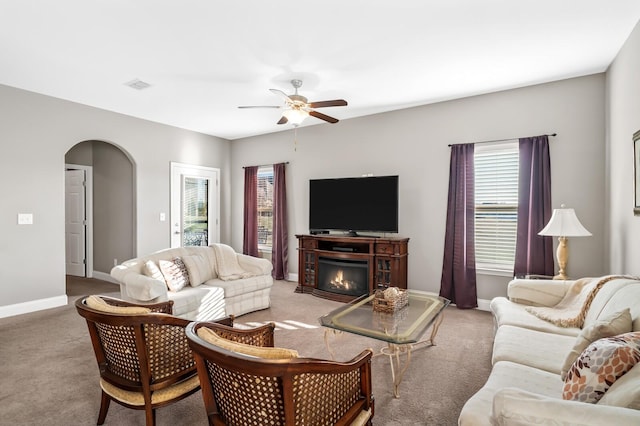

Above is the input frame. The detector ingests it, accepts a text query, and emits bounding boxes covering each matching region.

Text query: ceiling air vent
[124,79,151,90]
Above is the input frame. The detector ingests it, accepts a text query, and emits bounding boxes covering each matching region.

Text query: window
[257,166,274,249]
[474,141,519,272]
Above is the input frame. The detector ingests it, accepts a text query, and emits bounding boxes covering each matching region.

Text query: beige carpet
[0,277,494,425]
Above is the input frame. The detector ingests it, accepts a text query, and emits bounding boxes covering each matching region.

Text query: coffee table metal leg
[378,312,446,398]
[380,343,413,398]
[324,329,342,360]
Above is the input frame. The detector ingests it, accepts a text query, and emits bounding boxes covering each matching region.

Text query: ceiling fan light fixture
[283,108,308,126]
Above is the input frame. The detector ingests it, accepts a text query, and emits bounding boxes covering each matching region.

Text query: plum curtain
[272,162,288,280]
[440,143,478,309]
[514,136,554,276]
[242,166,259,257]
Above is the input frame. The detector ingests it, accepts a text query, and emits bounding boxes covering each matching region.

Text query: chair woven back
[92,321,195,384]
[186,322,374,426]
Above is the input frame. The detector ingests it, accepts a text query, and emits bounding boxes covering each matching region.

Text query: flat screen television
[309,175,399,235]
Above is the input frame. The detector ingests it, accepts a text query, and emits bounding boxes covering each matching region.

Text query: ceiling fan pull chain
[294,127,298,151]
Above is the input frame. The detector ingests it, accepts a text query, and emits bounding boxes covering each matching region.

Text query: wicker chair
[75,295,233,426]
[185,321,375,426]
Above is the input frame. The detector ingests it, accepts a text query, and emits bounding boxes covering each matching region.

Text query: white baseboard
[287,273,298,283]
[477,298,491,312]
[0,295,68,319]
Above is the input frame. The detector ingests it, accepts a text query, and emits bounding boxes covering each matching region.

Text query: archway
[65,140,136,284]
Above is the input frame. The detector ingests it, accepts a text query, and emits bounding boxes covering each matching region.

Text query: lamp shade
[283,108,308,126]
[538,207,592,237]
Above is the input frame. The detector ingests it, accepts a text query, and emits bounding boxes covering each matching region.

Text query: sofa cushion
[563,331,640,403]
[207,274,273,298]
[169,285,226,321]
[560,308,632,380]
[197,326,299,359]
[492,325,575,374]
[458,361,562,426]
[159,257,190,292]
[491,297,581,337]
[182,252,214,287]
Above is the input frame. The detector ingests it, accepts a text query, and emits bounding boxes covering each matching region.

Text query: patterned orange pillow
[563,331,640,403]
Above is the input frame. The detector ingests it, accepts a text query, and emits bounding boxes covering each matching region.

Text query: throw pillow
[159,257,190,292]
[197,327,299,359]
[560,308,632,380]
[86,295,151,314]
[563,331,640,404]
[182,253,213,287]
[143,260,166,283]
[598,361,640,409]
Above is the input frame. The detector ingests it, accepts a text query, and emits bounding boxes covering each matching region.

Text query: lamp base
[554,236,569,281]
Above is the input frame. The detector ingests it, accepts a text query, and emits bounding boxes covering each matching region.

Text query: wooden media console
[296,234,409,302]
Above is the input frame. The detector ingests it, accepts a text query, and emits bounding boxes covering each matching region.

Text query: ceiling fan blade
[269,89,293,103]
[238,105,281,109]
[277,116,288,125]
[309,110,339,124]
[308,99,348,108]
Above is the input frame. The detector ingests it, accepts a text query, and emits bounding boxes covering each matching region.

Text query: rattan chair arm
[99,295,174,314]
[195,321,275,347]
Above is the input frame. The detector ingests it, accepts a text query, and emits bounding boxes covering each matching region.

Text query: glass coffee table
[319,290,450,398]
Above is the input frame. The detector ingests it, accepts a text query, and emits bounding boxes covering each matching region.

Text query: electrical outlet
[160,212,166,221]
[113,258,118,267]
[18,213,33,225]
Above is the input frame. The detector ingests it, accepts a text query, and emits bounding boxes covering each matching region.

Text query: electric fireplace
[318,257,369,298]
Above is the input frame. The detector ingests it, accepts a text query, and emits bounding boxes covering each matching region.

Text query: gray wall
[93,142,135,273]
[230,74,607,300]
[0,84,230,309]
[607,20,640,274]
[6,22,637,312]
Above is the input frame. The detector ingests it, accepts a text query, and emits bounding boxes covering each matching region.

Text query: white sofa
[110,244,273,321]
[459,275,640,425]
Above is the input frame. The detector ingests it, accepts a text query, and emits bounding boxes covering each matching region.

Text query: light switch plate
[18,213,33,225]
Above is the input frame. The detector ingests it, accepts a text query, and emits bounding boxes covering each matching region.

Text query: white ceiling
[1,1,640,140]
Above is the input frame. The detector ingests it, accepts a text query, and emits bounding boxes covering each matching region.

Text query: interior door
[65,169,86,276]
[170,163,220,248]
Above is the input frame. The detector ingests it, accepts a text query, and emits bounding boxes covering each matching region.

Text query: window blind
[474,141,519,271]
[257,166,274,247]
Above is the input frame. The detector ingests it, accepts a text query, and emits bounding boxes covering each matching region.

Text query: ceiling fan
[238,79,348,126]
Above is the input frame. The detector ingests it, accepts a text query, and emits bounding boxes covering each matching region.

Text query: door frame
[170,162,220,248]
[65,163,94,278]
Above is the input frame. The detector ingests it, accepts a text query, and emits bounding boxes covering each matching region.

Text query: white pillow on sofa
[560,308,632,380]
[182,253,214,287]
[143,260,166,283]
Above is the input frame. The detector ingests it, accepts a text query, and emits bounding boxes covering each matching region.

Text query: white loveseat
[459,275,640,425]
[110,244,273,321]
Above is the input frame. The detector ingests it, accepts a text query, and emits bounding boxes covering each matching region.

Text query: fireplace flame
[330,269,355,291]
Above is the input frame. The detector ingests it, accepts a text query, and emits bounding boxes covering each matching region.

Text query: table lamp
[538,205,591,280]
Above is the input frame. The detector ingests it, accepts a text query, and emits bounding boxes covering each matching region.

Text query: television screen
[309,175,399,234]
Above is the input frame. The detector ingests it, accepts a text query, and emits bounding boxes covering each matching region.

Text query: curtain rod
[242,161,289,169]
[448,133,557,147]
